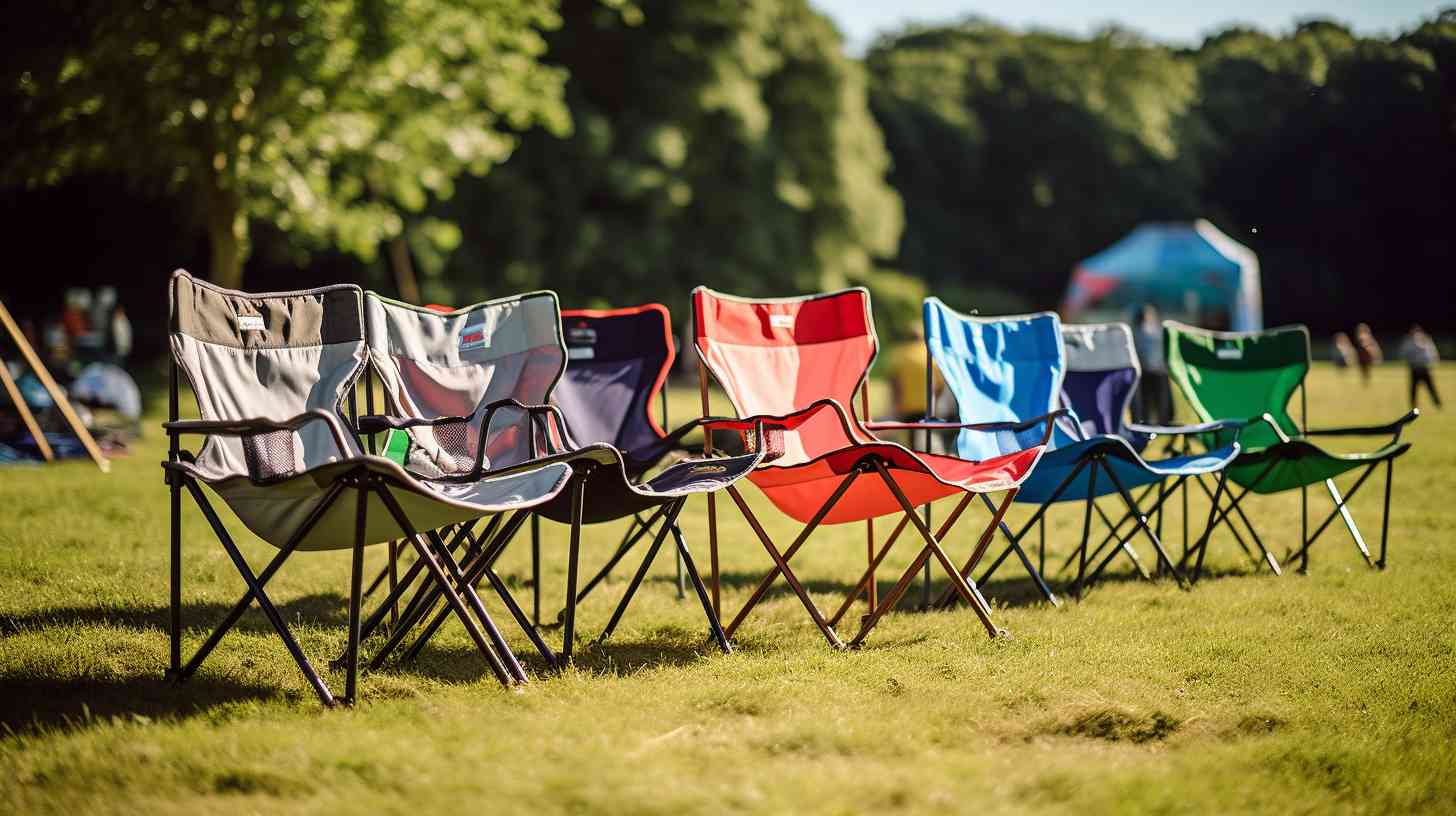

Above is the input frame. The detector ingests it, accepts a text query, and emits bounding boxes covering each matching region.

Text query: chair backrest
[552,305,674,453]
[1060,322,1139,440]
[923,298,1064,461]
[168,270,366,480]
[692,286,876,465]
[364,291,565,474]
[1164,321,1309,451]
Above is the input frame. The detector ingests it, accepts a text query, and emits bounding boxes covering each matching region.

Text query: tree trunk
[205,183,246,290]
[388,233,421,304]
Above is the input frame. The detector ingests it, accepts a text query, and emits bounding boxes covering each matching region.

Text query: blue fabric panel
[1061,368,1137,439]
[923,299,1063,461]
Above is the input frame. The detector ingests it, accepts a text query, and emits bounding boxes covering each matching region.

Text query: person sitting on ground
[1398,324,1441,410]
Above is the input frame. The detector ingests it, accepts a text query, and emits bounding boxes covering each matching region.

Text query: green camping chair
[1164,322,1418,577]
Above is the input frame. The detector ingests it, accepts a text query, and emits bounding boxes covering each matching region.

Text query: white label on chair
[769,314,794,329]
[460,323,489,351]
[1216,347,1243,360]
[568,346,595,360]
[236,314,266,332]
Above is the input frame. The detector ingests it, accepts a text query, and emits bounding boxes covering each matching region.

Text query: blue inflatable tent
[1062,219,1263,331]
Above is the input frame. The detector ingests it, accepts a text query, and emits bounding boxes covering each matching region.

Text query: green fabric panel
[1226,440,1408,493]
[1165,323,1310,452]
[382,429,411,466]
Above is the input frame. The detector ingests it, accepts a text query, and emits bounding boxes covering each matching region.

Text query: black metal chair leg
[1072,461,1099,599]
[531,514,541,625]
[425,529,527,685]
[1378,459,1393,569]
[1102,462,1185,588]
[671,519,732,654]
[556,502,672,625]
[597,501,683,644]
[344,484,367,705]
[183,480,335,706]
[561,472,588,665]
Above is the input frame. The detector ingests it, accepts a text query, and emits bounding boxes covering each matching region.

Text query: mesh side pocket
[429,421,476,475]
[242,429,300,480]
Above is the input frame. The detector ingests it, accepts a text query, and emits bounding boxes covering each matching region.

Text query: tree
[0,0,571,289]
[427,0,905,329]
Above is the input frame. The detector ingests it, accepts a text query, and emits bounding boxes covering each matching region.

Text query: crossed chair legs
[718,456,1007,650]
[166,467,524,707]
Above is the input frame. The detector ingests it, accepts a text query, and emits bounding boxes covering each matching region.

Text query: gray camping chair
[360,291,766,667]
[163,271,571,706]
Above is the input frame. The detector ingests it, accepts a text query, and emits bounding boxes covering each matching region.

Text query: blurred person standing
[1132,304,1171,425]
[1398,325,1441,409]
[110,304,133,362]
[1354,323,1382,384]
[1331,332,1356,371]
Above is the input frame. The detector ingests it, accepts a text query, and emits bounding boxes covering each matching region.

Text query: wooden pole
[0,357,52,461]
[0,299,109,472]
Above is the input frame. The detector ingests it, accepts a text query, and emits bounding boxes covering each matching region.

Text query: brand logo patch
[237,314,266,332]
[567,323,597,345]
[769,314,794,329]
[460,323,489,351]
[568,346,596,360]
[1216,347,1243,360]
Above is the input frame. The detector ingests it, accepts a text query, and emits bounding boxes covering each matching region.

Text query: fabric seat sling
[163,271,571,705]
[1164,322,1417,576]
[692,287,1058,648]
[359,292,763,669]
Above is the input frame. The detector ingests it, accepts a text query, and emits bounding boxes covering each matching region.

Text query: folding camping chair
[692,287,1059,649]
[541,304,700,624]
[163,271,572,706]
[932,309,1244,598]
[355,292,763,669]
[1164,322,1418,577]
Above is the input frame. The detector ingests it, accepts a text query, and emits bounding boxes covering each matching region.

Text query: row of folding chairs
[163,272,1415,706]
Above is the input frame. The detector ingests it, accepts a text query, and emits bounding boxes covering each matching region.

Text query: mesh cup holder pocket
[242,429,302,481]
[417,420,476,476]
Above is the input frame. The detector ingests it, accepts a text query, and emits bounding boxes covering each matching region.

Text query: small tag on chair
[769,314,794,329]
[236,314,266,332]
[460,323,489,351]
[1216,346,1243,360]
[568,346,595,360]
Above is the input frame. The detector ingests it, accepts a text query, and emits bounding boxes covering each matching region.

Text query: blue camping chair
[922,300,1247,599]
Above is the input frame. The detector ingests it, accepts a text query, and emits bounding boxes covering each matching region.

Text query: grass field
[1,363,1453,814]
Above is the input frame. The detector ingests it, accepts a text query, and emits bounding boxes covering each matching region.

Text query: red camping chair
[692,287,1060,647]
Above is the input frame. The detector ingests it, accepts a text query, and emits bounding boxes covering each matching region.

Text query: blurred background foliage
[1,2,1453,359]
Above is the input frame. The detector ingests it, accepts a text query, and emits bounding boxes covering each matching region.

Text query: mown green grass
[1,364,1453,814]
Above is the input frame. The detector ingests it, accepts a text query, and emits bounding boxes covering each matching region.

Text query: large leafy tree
[429,0,906,328]
[0,0,571,289]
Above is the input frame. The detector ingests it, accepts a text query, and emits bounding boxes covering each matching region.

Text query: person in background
[1398,325,1441,410]
[1354,323,1382,384]
[110,304,133,362]
[60,288,91,342]
[1332,332,1356,371]
[1132,304,1172,425]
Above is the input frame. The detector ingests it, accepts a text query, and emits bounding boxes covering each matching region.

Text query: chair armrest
[1125,418,1248,438]
[867,409,1069,436]
[164,409,354,461]
[1306,409,1420,439]
[360,397,580,479]
[697,399,861,463]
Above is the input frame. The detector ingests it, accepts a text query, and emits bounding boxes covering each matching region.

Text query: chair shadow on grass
[0,593,352,639]
[0,675,280,739]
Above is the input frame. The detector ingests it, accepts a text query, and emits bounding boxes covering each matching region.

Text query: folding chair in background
[541,304,703,624]
[692,287,1058,649]
[923,303,1242,599]
[163,271,572,706]
[1164,322,1418,577]
[357,292,763,669]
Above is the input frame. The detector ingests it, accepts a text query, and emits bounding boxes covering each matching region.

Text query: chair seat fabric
[1227,439,1411,494]
[748,443,1043,524]
[174,457,572,551]
[1014,436,1239,504]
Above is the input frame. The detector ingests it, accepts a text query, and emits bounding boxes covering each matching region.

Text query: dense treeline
[867,14,1456,332]
[1,3,1452,362]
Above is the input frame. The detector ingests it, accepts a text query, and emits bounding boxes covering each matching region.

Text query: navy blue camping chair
[924,301,1247,599]
[539,304,705,625]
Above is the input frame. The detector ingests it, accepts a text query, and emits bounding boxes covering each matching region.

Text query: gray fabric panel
[1062,323,1139,373]
[170,270,363,350]
[364,292,565,472]
[174,336,367,481]
[203,459,572,550]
